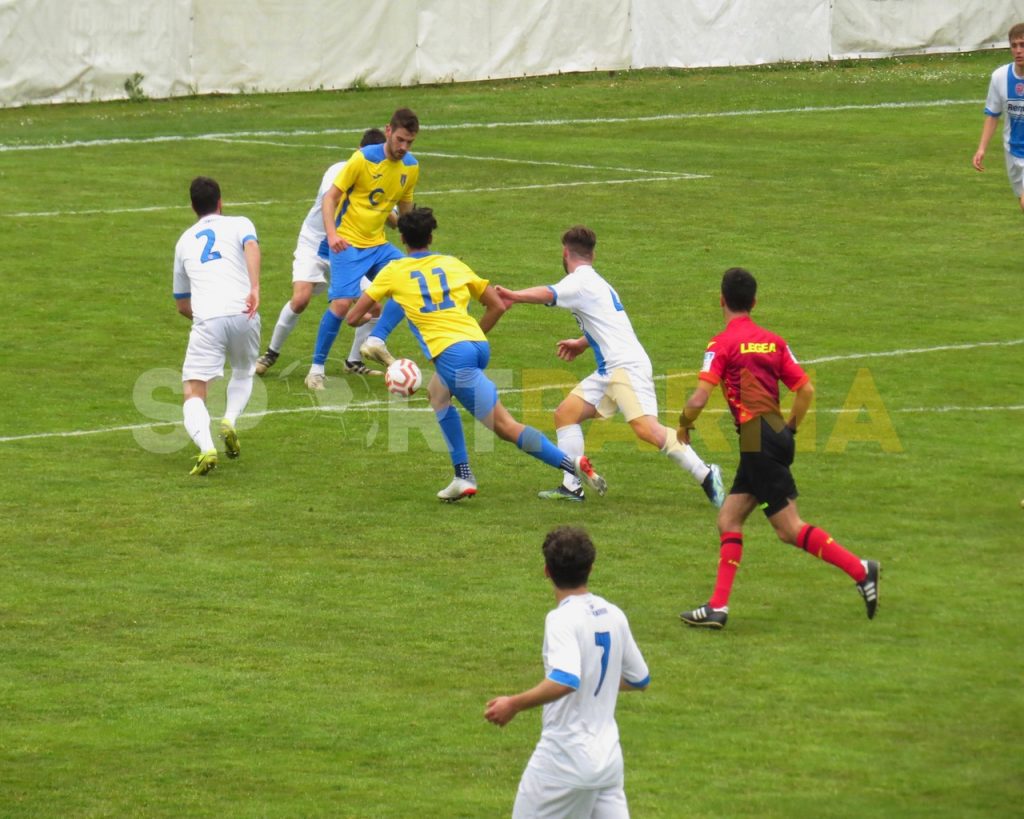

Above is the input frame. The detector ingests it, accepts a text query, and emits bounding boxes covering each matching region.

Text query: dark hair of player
[397,206,437,249]
[189,176,221,217]
[721,267,758,313]
[561,225,597,259]
[542,526,596,589]
[390,107,420,134]
[360,128,386,146]
[1010,22,1024,42]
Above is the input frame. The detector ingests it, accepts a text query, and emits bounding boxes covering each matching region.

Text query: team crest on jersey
[701,351,715,371]
[400,174,407,186]
[1017,82,1024,96]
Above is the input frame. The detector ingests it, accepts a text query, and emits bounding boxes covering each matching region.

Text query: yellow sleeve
[460,259,488,299]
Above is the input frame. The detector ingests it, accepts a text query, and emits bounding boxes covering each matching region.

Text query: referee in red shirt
[676,267,879,629]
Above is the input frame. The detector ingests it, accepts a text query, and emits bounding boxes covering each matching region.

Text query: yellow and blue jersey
[332,144,419,247]
[365,251,488,360]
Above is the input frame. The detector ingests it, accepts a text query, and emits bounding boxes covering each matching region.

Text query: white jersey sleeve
[618,612,650,688]
[985,64,1007,119]
[295,160,347,255]
[173,214,258,322]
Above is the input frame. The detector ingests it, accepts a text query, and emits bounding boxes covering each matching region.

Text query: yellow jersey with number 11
[366,251,488,360]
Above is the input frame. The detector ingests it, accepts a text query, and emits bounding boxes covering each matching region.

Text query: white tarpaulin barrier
[632,0,831,68]
[2,0,1023,108]
[830,0,1023,58]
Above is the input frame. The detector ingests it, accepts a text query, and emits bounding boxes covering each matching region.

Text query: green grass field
[1,52,1022,817]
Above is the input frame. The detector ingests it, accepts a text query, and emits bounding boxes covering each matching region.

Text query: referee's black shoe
[856,560,880,619]
[679,603,728,629]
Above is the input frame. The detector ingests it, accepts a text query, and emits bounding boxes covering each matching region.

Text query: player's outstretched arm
[493,284,555,308]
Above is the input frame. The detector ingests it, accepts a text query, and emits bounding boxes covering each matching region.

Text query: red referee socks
[709,533,743,609]
[796,524,867,582]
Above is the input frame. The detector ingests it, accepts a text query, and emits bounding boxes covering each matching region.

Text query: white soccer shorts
[1004,150,1024,199]
[291,247,330,294]
[181,314,261,382]
[571,366,659,422]
[512,768,629,819]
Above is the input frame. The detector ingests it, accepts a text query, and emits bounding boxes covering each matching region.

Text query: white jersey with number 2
[173,213,258,322]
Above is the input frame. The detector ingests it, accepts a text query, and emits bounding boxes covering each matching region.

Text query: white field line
[6,175,700,219]
[197,140,690,177]
[1,97,972,218]
[0,98,978,154]
[1,338,1020,444]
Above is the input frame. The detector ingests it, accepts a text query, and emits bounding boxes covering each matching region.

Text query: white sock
[183,396,215,452]
[348,316,378,361]
[309,363,326,376]
[268,302,301,353]
[556,424,585,492]
[660,425,710,482]
[224,375,254,425]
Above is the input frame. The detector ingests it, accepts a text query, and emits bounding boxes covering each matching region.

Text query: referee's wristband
[679,410,700,429]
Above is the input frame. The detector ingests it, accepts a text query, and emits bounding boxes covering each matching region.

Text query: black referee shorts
[730,415,798,517]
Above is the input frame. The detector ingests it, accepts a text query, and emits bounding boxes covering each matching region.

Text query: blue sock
[371,299,406,341]
[313,310,343,365]
[516,426,569,470]
[436,405,468,466]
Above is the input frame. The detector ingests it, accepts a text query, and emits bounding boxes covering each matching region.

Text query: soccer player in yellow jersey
[304,108,420,391]
[346,207,608,502]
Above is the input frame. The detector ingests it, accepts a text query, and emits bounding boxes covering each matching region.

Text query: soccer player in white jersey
[973,23,1024,213]
[494,226,725,506]
[173,177,261,475]
[255,128,393,376]
[486,526,649,819]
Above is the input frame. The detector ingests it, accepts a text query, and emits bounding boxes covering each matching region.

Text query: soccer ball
[385,358,422,397]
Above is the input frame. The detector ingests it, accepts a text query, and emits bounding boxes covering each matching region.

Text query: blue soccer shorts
[433,340,499,420]
[328,242,404,300]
